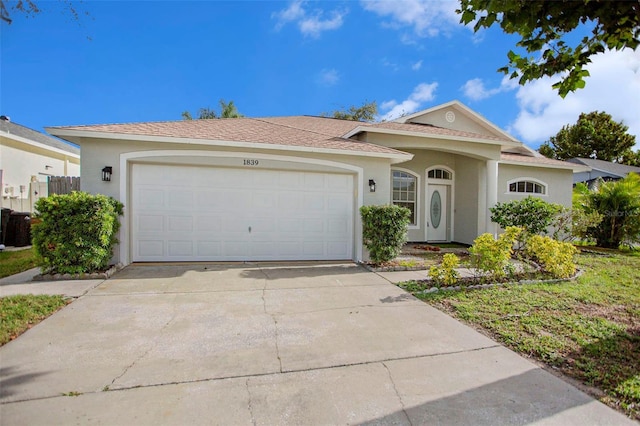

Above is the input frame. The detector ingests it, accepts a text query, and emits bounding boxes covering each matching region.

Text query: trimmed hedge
[361,204,411,265]
[32,192,124,274]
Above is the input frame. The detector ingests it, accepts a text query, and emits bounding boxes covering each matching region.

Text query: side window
[392,170,417,225]
[508,179,546,195]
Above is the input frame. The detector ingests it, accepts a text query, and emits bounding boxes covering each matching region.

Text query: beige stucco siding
[77,137,397,264]
[362,133,501,161]
[407,110,505,140]
[497,163,573,207]
[1,136,80,211]
[454,156,481,245]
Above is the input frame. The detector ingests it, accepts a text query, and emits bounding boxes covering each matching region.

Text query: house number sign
[243,159,260,166]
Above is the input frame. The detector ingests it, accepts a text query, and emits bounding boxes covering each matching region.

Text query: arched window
[508,179,546,195]
[392,170,417,225]
[427,168,452,180]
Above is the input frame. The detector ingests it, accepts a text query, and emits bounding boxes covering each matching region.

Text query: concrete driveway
[0,263,634,425]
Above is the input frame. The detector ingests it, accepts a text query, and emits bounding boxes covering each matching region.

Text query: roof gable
[394,100,518,143]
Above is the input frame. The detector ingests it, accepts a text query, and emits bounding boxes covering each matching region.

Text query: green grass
[403,251,640,420]
[0,294,69,345]
[0,248,38,279]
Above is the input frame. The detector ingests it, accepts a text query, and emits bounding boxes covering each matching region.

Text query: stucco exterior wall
[0,137,80,211]
[454,156,481,245]
[362,132,501,161]
[407,109,505,140]
[497,163,573,207]
[78,137,396,264]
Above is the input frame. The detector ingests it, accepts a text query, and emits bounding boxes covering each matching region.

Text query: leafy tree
[322,101,377,122]
[458,0,640,97]
[219,99,243,118]
[621,150,640,167]
[1,0,87,24]
[181,99,243,120]
[538,111,637,163]
[574,173,640,248]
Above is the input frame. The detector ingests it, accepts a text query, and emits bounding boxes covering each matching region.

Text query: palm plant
[575,173,640,248]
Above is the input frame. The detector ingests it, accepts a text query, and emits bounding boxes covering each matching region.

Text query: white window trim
[425,165,455,242]
[505,177,548,196]
[391,167,420,229]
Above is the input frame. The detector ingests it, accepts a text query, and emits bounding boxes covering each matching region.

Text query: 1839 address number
[243,159,259,166]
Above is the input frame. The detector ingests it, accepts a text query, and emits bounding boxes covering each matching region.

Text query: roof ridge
[253,116,362,139]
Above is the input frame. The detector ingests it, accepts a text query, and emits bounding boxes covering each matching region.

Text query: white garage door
[131,164,354,262]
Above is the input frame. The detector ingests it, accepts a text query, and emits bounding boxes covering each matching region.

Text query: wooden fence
[48,176,81,195]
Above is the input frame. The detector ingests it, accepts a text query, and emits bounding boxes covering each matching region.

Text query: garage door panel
[132,164,354,262]
[168,240,193,257]
[168,191,193,210]
[137,215,164,232]
[197,241,222,257]
[167,216,193,232]
[138,240,164,257]
[137,188,164,208]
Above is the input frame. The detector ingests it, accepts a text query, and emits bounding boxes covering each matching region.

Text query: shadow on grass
[565,328,640,420]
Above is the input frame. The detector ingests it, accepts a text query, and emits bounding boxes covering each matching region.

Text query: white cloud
[461,75,515,101]
[317,68,340,86]
[361,0,460,40]
[272,1,347,38]
[508,48,640,147]
[380,82,438,120]
[411,60,423,71]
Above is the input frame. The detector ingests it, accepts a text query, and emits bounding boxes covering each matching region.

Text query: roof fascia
[1,130,80,158]
[46,128,413,163]
[344,126,521,148]
[500,159,590,172]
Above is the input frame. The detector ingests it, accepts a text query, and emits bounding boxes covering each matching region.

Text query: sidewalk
[0,267,104,298]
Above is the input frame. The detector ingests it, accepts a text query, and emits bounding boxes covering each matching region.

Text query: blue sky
[1,0,639,150]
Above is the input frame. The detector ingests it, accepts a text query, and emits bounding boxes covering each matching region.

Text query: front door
[427,184,448,241]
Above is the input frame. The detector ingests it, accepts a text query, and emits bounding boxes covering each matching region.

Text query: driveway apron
[0,263,634,425]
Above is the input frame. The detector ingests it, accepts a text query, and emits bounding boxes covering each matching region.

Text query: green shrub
[429,253,460,286]
[573,174,640,248]
[469,226,522,280]
[490,196,562,236]
[525,235,578,278]
[32,192,124,274]
[360,204,411,265]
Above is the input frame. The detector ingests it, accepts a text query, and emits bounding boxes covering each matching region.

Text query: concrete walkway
[0,263,634,425]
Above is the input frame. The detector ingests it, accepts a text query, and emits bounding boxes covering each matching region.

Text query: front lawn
[0,295,69,345]
[402,250,640,420]
[0,248,38,279]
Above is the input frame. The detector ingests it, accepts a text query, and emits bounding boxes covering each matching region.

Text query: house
[0,116,80,212]
[568,157,640,187]
[47,100,583,265]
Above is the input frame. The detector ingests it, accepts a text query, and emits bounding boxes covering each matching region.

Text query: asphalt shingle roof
[0,117,80,155]
[501,153,580,168]
[568,157,640,177]
[49,114,518,157]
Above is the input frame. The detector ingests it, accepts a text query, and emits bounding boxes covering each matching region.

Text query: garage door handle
[248,226,252,233]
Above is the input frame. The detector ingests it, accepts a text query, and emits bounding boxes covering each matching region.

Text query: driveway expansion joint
[245,378,257,426]
[382,361,413,426]
[258,267,284,373]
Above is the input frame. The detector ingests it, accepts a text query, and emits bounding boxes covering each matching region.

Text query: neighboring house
[568,157,640,187]
[0,116,80,212]
[47,100,583,265]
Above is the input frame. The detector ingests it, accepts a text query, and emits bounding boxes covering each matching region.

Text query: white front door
[427,184,448,241]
